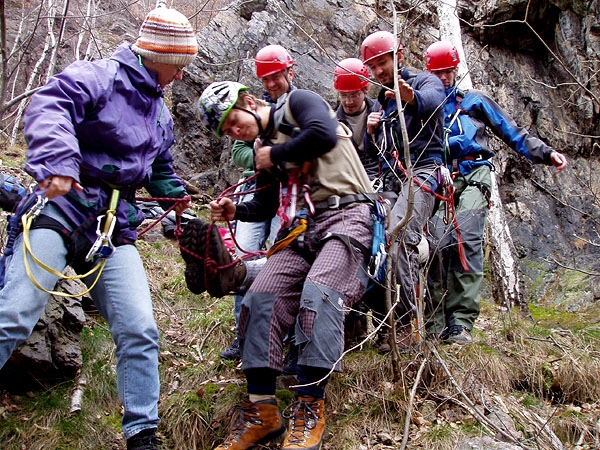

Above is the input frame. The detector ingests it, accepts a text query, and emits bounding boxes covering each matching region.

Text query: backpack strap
[272,91,301,137]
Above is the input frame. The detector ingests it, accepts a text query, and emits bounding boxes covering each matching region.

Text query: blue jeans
[0,207,159,439]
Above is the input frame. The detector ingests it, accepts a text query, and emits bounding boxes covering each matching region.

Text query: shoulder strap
[273,91,301,137]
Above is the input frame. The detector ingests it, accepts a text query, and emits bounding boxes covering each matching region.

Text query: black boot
[127,428,161,450]
[220,337,241,361]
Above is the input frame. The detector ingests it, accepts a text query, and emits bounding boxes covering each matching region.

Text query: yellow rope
[21,189,120,297]
[22,214,105,297]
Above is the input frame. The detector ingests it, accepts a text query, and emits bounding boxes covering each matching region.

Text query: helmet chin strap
[234,106,264,136]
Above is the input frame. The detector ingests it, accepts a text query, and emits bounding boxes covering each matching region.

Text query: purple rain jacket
[23,43,187,245]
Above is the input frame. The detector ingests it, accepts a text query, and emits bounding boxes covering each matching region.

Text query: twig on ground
[196,321,220,361]
[399,357,427,450]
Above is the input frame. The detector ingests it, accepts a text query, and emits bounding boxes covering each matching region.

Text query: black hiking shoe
[445,325,472,345]
[179,219,207,294]
[127,428,161,450]
[220,337,241,361]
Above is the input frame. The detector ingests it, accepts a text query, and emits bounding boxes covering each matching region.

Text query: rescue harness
[0,186,189,297]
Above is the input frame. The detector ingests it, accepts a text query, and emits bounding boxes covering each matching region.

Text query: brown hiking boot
[179,219,246,297]
[281,397,325,450]
[214,397,286,450]
[179,219,207,294]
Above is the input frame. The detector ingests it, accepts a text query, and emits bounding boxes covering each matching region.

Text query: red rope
[214,171,268,260]
[136,195,190,238]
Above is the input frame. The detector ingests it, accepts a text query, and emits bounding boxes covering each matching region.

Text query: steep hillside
[1,0,599,449]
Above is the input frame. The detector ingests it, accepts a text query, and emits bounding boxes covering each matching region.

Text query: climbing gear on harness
[267,215,308,257]
[456,175,492,209]
[20,190,120,297]
[85,189,119,261]
[367,197,390,283]
[278,163,313,228]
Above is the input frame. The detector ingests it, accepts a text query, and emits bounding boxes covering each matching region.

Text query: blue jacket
[366,69,445,172]
[444,86,556,175]
[23,43,187,244]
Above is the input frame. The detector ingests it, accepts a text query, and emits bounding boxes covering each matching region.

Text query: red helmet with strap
[333,58,369,92]
[360,31,403,64]
[254,45,294,78]
[425,41,460,70]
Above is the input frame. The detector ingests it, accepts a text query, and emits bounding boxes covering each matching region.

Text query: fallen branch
[196,321,220,361]
[70,371,87,414]
[399,357,427,450]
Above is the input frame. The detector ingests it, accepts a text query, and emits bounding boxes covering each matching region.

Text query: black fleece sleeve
[233,168,281,223]
[269,90,339,165]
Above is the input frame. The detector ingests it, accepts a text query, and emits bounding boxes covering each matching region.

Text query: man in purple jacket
[0,5,197,449]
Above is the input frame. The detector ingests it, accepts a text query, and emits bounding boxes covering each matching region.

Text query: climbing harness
[19,190,120,297]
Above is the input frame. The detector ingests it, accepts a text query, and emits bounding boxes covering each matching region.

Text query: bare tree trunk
[435,0,525,310]
[47,0,70,80]
[76,0,95,61]
[436,0,472,89]
[487,176,525,310]
[0,0,7,113]
[9,0,57,144]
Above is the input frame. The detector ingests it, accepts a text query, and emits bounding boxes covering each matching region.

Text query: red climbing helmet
[254,45,294,78]
[425,41,460,71]
[333,58,369,92]
[360,31,403,64]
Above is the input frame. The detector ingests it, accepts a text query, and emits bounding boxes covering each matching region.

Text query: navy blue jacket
[365,69,445,174]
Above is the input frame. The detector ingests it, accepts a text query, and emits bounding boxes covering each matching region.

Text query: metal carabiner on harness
[371,177,383,193]
[85,213,117,261]
[24,194,48,222]
[85,190,120,262]
[367,241,387,279]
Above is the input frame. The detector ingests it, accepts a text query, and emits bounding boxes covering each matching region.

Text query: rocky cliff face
[171,0,600,299]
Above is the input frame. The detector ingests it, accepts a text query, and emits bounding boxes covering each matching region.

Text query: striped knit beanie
[132,6,198,66]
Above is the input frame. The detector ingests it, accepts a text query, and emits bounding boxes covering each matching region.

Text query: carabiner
[24,195,48,221]
[85,212,117,262]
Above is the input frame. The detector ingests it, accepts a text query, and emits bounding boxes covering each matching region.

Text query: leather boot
[180,219,247,298]
[282,397,325,450]
[214,397,285,450]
